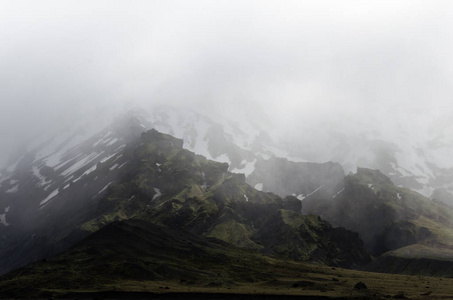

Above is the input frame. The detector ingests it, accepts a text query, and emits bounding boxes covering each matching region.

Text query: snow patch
[118,162,128,169]
[113,144,127,152]
[73,164,98,183]
[6,185,19,193]
[0,206,10,226]
[333,188,344,198]
[109,163,119,171]
[93,131,113,147]
[152,188,162,200]
[231,159,256,177]
[244,194,249,202]
[97,182,112,195]
[32,166,52,188]
[63,183,70,189]
[106,137,119,146]
[254,183,263,191]
[214,153,231,165]
[306,185,324,198]
[397,193,402,200]
[40,189,59,206]
[0,213,8,226]
[296,194,305,201]
[100,153,117,163]
[60,152,103,176]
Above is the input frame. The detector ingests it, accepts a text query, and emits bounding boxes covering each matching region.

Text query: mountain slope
[2,218,453,299]
[298,168,453,276]
[0,127,370,275]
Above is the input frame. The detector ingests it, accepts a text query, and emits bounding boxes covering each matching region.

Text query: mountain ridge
[0,126,370,276]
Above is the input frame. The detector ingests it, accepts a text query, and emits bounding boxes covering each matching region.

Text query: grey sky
[1,1,453,166]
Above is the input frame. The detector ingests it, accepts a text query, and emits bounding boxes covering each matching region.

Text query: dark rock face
[282,196,302,213]
[302,167,453,262]
[0,128,371,275]
[253,211,371,268]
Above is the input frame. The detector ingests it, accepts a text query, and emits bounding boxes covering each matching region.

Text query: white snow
[83,164,98,176]
[73,164,98,183]
[106,137,119,146]
[213,153,231,165]
[333,188,345,198]
[0,214,8,226]
[397,193,402,200]
[109,163,119,171]
[93,131,113,147]
[63,183,70,189]
[244,194,249,202]
[40,189,59,206]
[60,152,103,176]
[305,185,324,198]
[296,194,305,201]
[100,153,117,163]
[254,183,263,191]
[118,162,128,169]
[113,144,127,152]
[32,166,52,188]
[231,159,257,177]
[97,182,112,195]
[113,154,123,162]
[0,206,9,226]
[64,175,74,182]
[368,184,374,189]
[152,188,162,200]
[9,179,18,185]
[6,185,19,193]
[39,128,97,168]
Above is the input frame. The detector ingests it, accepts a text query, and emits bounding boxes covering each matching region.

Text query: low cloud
[1,0,453,166]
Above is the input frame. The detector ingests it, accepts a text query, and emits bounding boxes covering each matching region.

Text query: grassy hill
[1,219,453,299]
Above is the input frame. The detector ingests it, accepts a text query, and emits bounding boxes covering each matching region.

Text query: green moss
[206,219,257,248]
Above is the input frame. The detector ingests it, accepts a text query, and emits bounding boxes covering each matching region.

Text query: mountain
[2,104,453,280]
[0,124,370,275]
[246,157,345,199]
[296,168,453,276]
[2,104,453,215]
[241,156,453,276]
[133,106,453,204]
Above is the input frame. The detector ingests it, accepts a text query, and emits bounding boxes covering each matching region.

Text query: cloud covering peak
[1,0,453,166]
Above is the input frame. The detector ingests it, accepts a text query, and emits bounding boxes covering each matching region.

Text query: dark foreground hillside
[1,219,453,299]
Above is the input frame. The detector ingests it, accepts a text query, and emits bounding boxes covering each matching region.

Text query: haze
[1,0,453,168]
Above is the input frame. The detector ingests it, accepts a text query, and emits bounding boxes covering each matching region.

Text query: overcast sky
[1,1,453,166]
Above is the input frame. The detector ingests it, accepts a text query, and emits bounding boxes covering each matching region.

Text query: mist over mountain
[2,1,453,298]
[2,1,453,174]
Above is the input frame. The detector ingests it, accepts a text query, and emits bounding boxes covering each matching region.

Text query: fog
[2,1,453,168]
